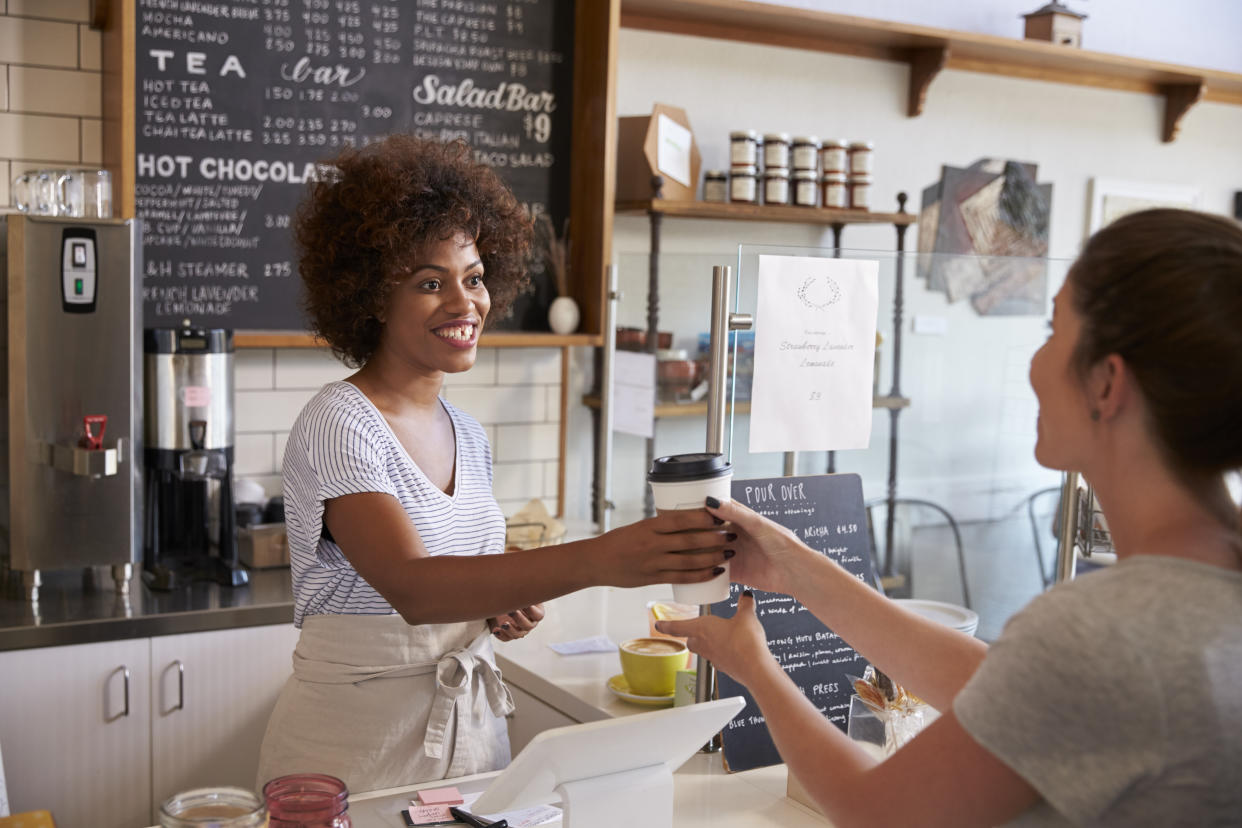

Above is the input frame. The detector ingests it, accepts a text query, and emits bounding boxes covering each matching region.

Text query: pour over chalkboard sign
[713,473,876,772]
[134,0,574,330]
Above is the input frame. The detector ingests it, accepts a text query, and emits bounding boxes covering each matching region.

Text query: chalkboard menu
[135,0,574,330]
[713,473,875,773]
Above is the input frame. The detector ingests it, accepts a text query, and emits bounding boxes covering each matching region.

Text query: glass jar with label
[763,167,790,205]
[730,165,758,203]
[729,130,759,167]
[848,141,875,176]
[793,169,819,207]
[820,139,848,174]
[703,170,728,203]
[848,174,873,211]
[822,172,848,209]
[762,132,791,170]
[791,136,820,172]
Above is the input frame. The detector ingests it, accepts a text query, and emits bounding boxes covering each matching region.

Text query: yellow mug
[619,637,689,697]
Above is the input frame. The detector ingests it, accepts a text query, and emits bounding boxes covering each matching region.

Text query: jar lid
[849,140,875,150]
[648,453,732,484]
[762,132,791,143]
[656,348,688,361]
[793,169,818,180]
[793,136,821,146]
[731,165,758,175]
[822,139,849,148]
[729,129,759,140]
[823,172,848,182]
[764,167,790,178]
[704,169,727,179]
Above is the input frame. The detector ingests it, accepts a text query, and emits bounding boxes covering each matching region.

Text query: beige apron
[256,614,514,794]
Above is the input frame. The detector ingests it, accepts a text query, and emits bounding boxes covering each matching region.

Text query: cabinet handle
[174,659,185,711]
[107,665,131,721]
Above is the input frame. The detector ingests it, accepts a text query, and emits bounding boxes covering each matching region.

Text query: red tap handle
[81,414,107,450]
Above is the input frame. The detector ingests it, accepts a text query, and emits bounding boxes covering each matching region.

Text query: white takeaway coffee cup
[647,453,734,605]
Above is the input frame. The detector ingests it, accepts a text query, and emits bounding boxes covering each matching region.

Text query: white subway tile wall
[0,5,101,208]
[235,346,564,517]
[0,4,566,521]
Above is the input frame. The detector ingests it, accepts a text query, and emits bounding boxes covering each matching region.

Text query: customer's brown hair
[1069,209,1242,490]
[295,136,532,367]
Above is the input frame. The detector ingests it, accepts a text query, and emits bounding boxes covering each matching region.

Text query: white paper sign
[749,256,879,453]
[613,350,656,439]
[656,113,692,188]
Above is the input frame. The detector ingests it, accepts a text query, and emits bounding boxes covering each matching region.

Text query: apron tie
[423,636,515,767]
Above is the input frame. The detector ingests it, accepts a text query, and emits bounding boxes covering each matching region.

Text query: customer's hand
[489,603,544,642]
[589,510,734,588]
[704,497,811,596]
[656,591,776,687]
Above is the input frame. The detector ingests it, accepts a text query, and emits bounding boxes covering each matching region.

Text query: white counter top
[347,583,834,828]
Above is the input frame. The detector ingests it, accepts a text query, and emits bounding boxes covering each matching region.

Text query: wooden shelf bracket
[907,45,949,117]
[1161,81,1205,143]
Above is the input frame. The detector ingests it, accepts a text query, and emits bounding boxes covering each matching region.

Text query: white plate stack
[894,598,979,638]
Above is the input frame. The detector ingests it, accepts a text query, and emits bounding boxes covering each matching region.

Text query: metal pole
[1054,471,1080,583]
[782,452,797,476]
[698,266,753,736]
[595,266,619,534]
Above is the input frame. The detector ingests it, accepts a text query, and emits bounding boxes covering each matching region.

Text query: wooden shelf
[583,393,910,417]
[615,198,916,226]
[233,331,602,349]
[619,0,1242,142]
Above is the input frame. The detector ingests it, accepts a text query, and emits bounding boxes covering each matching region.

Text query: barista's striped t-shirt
[282,381,506,628]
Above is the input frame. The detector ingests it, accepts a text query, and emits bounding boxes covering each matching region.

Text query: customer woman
[257,136,731,793]
[659,209,1242,826]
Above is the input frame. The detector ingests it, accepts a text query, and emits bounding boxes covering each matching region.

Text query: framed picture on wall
[1087,178,1201,234]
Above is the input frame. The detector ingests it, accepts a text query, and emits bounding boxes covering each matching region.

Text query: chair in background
[866,498,971,610]
[1026,485,1062,588]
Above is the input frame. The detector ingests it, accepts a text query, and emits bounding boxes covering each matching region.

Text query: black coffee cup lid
[647,453,732,483]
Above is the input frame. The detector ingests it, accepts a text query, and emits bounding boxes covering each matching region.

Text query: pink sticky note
[416,786,464,806]
[407,804,453,825]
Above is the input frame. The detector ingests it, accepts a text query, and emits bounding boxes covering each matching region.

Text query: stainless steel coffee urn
[0,215,143,600]
[144,327,246,589]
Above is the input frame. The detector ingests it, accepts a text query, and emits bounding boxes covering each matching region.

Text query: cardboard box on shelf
[239,523,288,569]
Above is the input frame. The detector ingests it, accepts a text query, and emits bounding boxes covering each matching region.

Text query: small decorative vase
[548,295,580,334]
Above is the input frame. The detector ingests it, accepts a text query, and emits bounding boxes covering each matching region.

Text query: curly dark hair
[295,135,533,367]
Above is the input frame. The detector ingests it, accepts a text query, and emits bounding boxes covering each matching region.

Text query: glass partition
[608,247,1071,640]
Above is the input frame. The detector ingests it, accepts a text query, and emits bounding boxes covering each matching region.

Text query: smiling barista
[256,136,733,793]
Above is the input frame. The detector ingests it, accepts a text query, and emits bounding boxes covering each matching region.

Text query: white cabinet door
[149,623,299,809]
[0,639,152,828]
[505,681,579,756]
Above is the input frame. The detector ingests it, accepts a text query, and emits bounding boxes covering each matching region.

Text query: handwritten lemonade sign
[713,473,876,772]
[749,256,880,454]
[134,0,574,329]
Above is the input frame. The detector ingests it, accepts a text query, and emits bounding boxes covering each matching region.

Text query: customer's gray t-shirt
[954,556,1242,827]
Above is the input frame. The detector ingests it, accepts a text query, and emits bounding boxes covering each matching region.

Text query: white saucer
[894,598,979,635]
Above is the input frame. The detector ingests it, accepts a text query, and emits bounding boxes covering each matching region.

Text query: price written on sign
[134,0,575,330]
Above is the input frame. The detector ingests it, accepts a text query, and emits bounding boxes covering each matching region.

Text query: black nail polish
[501,623,510,629]
[723,549,736,559]
[743,589,754,597]
[712,566,725,575]
[725,532,738,542]
[705,496,721,508]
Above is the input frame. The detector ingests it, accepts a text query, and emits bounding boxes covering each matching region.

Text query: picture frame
[1087,177,1201,234]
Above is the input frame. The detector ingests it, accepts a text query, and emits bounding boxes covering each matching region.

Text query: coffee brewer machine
[0,215,143,601]
[144,327,247,589]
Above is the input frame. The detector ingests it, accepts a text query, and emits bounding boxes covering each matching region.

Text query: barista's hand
[590,510,734,588]
[704,497,811,596]
[489,603,544,642]
[656,591,777,687]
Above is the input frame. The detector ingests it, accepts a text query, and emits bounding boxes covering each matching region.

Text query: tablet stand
[555,763,673,828]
